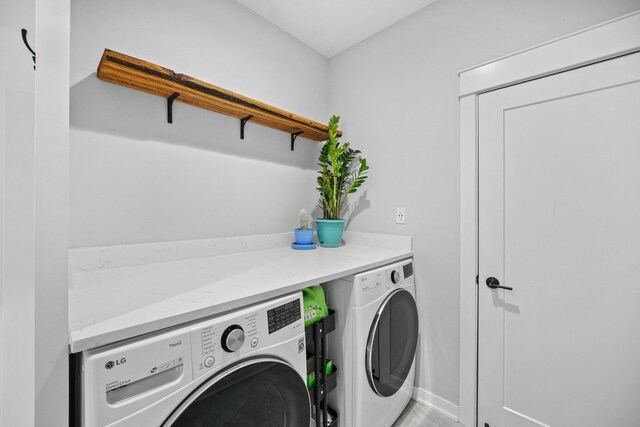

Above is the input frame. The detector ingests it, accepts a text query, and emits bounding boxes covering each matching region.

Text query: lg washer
[76,292,310,426]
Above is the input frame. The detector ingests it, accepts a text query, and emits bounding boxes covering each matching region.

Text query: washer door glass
[366,289,419,397]
[164,358,310,427]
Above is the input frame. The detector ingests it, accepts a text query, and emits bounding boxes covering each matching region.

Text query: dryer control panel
[353,258,415,307]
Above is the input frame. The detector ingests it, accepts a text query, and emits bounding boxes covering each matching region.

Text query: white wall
[35,0,70,425]
[1,2,36,424]
[328,0,640,413]
[1,0,69,425]
[70,0,329,248]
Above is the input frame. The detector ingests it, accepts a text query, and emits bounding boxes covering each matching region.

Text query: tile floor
[392,399,463,427]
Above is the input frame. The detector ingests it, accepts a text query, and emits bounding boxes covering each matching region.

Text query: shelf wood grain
[96,49,338,142]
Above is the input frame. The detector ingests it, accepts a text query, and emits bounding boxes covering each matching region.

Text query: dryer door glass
[164,359,310,427]
[366,289,419,397]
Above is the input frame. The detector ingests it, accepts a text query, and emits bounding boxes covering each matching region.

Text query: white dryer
[324,259,418,427]
[78,292,310,426]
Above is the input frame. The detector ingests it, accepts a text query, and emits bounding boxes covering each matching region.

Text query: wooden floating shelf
[96,49,338,145]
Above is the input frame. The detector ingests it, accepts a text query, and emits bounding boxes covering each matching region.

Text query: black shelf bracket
[240,115,253,139]
[21,29,36,70]
[291,131,303,151]
[167,93,180,123]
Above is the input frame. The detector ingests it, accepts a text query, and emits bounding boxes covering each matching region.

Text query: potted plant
[316,115,369,247]
[294,209,314,245]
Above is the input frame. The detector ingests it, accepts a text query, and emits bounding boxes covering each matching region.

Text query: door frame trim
[458,10,640,427]
[459,10,640,97]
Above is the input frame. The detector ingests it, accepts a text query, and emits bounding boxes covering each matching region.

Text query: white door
[478,52,640,427]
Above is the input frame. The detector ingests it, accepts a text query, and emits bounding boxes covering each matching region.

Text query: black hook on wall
[167,93,180,123]
[240,115,253,139]
[291,131,303,151]
[21,29,36,70]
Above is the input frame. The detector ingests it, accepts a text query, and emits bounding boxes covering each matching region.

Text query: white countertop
[69,231,412,353]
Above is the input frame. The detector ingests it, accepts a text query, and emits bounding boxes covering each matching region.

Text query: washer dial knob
[391,270,400,284]
[221,325,245,352]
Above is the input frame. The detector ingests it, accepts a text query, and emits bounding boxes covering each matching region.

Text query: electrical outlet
[396,207,406,224]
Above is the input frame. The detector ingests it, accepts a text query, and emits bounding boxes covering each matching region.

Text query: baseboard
[412,386,460,422]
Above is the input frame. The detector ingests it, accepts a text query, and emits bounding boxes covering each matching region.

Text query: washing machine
[77,292,310,426]
[324,258,418,427]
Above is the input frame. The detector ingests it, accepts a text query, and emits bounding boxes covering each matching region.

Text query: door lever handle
[486,277,513,291]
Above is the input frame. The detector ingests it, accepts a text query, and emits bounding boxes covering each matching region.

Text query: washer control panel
[402,262,414,279]
[190,292,304,378]
[221,325,245,352]
[190,312,258,378]
[267,298,301,334]
[390,270,400,284]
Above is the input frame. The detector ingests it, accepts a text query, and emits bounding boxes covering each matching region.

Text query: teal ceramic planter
[315,219,346,247]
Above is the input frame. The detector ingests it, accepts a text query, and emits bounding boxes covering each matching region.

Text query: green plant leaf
[316,115,370,220]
